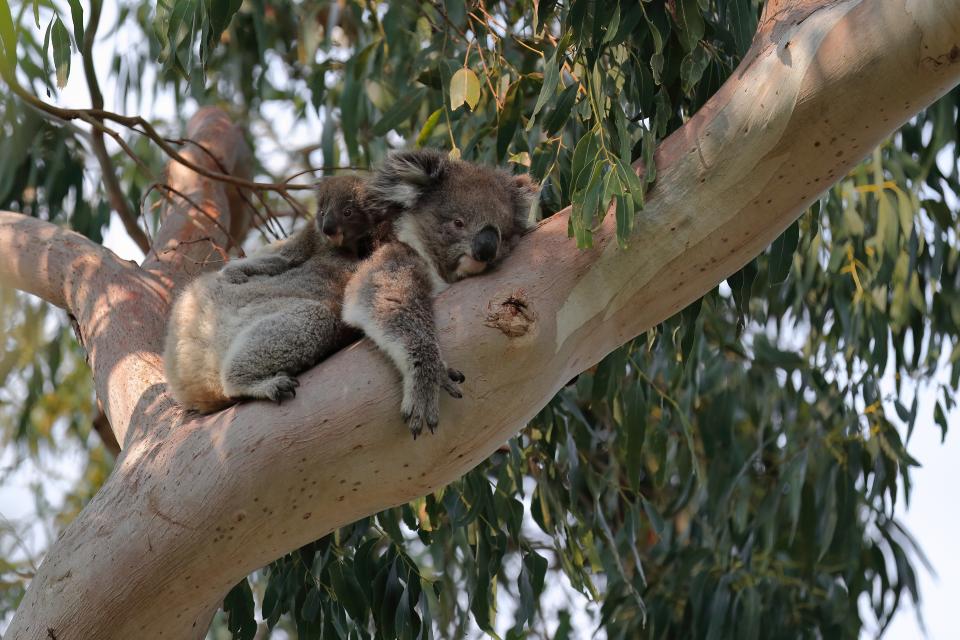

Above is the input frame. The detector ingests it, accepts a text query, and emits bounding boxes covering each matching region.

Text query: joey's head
[367,149,539,282]
[314,175,377,254]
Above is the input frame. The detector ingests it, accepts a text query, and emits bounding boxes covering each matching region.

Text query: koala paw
[401,366,465,439]
[442,367,464,399]
[401,384,438,439]
[221,266,249,284]
[262,372,299,404]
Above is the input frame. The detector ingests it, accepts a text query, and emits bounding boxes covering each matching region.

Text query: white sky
[1,3,958,637]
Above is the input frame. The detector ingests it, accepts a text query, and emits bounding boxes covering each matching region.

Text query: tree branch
[80,0,151,254]
[5,1,960,638]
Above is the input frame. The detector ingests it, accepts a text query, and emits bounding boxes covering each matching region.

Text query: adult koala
[343,149,538,437]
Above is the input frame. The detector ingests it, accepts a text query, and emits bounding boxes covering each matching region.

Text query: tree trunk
[2,1,959,637]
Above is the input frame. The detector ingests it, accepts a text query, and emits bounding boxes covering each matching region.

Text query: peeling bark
[2,2,959,638]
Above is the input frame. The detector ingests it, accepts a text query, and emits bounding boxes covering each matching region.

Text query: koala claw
[441,367,464,398]
[264,373,299,404]
[441,378,463,399]
[402,387,440,439]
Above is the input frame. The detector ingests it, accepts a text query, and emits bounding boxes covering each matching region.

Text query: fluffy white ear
[367,149,448,209]
[510,173,540,230]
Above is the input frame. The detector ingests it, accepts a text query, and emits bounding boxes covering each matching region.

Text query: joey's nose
[472,225,499,263]
[321,217,338,237]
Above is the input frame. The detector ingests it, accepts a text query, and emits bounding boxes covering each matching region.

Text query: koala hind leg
[221,301,340,404]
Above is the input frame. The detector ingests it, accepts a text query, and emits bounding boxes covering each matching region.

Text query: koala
[342,149,539,437]
[220,175,373,285]
[164,175,386,413]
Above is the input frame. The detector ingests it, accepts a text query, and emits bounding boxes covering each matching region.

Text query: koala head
[314,175,378,254]
[367,149,539,283]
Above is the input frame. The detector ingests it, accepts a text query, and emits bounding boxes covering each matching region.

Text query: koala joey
[343,149,539,437]
[164,174,385,413]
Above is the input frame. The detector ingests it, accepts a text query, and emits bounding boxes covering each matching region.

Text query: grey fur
[164,175,386,413]
[344,149,539,437]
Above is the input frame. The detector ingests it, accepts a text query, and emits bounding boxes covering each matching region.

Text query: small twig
[146,182,246,255]
[171,138,286,240]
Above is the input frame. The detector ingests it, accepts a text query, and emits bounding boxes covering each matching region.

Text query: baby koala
[164,175,384,413]
[343,149,538,437]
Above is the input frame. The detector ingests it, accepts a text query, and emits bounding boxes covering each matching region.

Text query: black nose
[472,225,499,263]
[321,217,338,236]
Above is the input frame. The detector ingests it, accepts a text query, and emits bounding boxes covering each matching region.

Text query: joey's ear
[509,173,540,230]
[367,149,448,209]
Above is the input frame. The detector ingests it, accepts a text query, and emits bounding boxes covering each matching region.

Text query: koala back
[163,273,235,412]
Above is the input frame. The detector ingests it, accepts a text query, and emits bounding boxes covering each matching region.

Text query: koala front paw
[401,366,465,439]
[262,372,299,404]
[221,266,249,284]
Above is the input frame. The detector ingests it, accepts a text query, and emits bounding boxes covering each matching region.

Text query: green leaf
[51,17,72,89]
[934,401,949,442]
[0,0,17,76]
[674,0,705,52]
[531,35,568,120]
[372,87,426,136]
[223,579,257,640]
[450,67,481,111]
[416,108,443,147]
[768,220,799,285]
[301,586,321,622]
[496,82,523,161]
[202,0,242,62]
[329,559,368,622]
[544,83,579,136]
[680,46,709,95]
[42,18,52,91]
[67,0,84,49]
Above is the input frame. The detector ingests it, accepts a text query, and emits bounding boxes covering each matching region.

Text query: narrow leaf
[52,17,72,89]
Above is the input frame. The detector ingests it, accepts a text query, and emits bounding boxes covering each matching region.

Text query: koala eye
[453,218,465,228]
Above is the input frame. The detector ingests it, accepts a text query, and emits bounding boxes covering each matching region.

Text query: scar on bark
[485,290,536,337]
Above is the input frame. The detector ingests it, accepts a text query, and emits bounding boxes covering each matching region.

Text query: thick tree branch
[0,108,251,452]
[5,1,960,638]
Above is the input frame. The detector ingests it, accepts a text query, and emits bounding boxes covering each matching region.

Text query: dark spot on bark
[303,512,311,519]
[485,291,537,338]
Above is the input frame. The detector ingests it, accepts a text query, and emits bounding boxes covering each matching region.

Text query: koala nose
[472,226,500,263]
[321,217,338,237]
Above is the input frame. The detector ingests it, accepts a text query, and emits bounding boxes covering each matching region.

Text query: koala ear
[510,173,540,230]
[367,149,448,209]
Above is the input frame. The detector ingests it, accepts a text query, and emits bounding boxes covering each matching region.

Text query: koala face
[314,175,373,250]
[368,149,539,283]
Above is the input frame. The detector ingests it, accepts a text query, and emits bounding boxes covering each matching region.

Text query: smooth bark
[3,1,960,637]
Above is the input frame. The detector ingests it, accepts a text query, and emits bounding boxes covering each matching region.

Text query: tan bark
[2,1,960,638]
